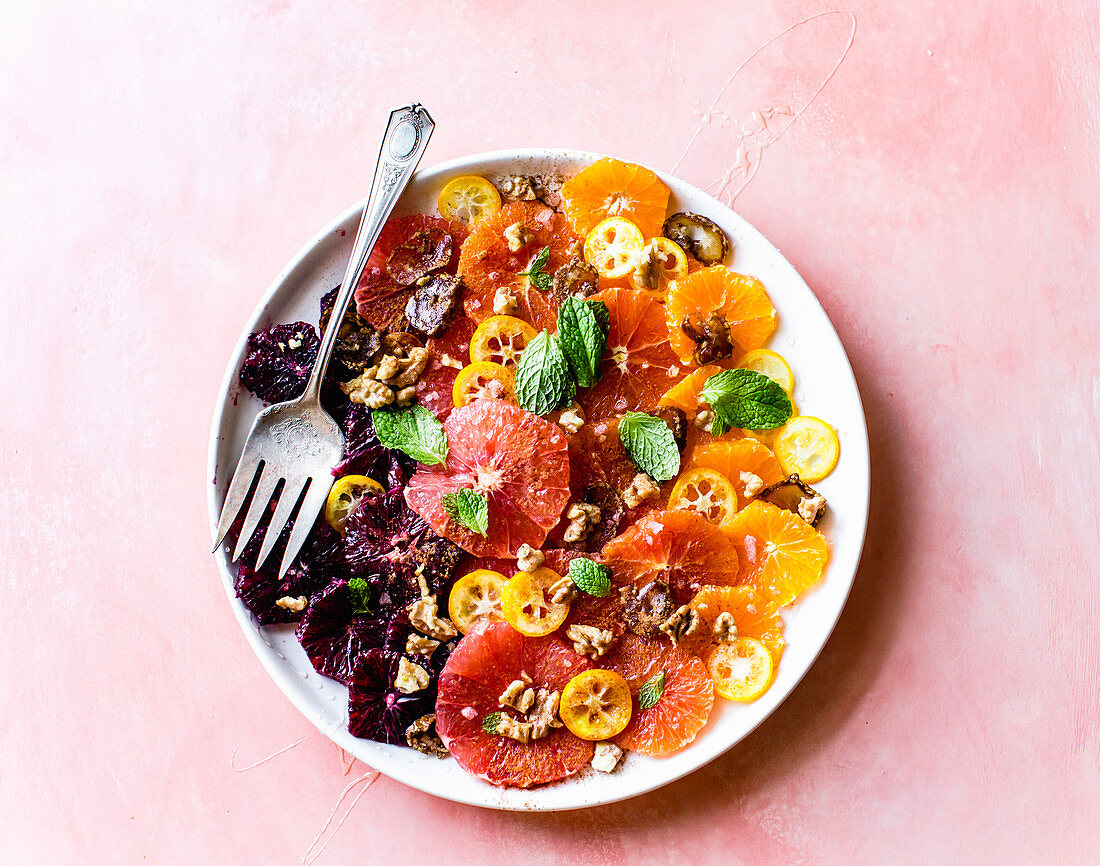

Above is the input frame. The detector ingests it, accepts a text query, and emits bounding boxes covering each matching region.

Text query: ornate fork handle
[301,104,435,401]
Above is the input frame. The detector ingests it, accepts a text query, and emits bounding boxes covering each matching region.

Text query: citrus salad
[229,157,840,788]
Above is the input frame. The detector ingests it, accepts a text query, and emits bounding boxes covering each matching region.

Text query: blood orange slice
[603,633,714,756]
[417,315,476,420]
[404,399,571,558]
[601,509,741,606]
[580,288,687,421]
[459,201,581,332]
[435,621,594,787]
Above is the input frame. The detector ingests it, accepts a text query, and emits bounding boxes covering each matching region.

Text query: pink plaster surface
[2,0,1098,862]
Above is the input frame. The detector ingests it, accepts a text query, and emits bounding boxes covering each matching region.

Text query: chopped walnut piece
[498,175,537,201]
[562,502,601,544]
[549,575,577,605]
[407,595,459,640]
[405,714,448,757]
[499,679,537,714]
[395,657,431,694]
[658,604,700,643]
[340,336,430,408]
[406,634,441,657]
[340,375,395,409]
[275,595,308,612]
[493,284,518,315]
[712,611,738,643]
[591,742,624,773]
[564,624,615,659]
[799,494,827,524]
[622,473,661,508]
[495,714,533,744]
[440,352,464,369]
[557,402,585,434]
[628,240,670,291]
[503,221,534,252]
[516,543,545,574]
[528,687,563,739]
[694,408,715,433]
[740,471,765,498]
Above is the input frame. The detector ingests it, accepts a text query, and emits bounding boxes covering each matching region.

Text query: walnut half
[564,624,615,660]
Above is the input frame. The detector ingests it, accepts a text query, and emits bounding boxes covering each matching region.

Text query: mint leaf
[567,557,612,597]
[557,296,608,388]
[371,404,448,465]
[481,711,502,734]
[441,488,489,537]
[514,330,571,415]
[518,245,553,291]
[347,577,372,616]
[699,368,792,433]
[637,671,666,710]
[586,299,611,336]
[617,412,681,482]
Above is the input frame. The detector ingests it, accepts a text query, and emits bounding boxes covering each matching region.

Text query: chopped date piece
[758,474,828,527]
[652,405,688,453]
[662,212,731,266]
[680,311,735,365]
[319,287,383,377]
[387,227,453,285]
[551,256,600,304]
[404,273,463,338]
[620,579,676,639]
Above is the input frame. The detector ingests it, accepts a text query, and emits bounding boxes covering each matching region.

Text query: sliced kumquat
[437,175,502,224]
[706,637,773,702]
[501,567,571,637]
[559,669,633,740]
[773,416,839,483]
[584,217,645,279]
[452,361,516,408]
[448,569,507,634]
[469,315,538,368]
[728,501,829,606]
[324,474,384,533]
[560,157,671,238]
[668,467,739,528]
[737,349,794,394]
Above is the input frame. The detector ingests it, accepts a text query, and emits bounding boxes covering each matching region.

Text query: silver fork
[212,103,435,579]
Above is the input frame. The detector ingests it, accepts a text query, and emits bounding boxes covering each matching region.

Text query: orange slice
[686,584,785,661]
[689,439,785,509]
[560,157,671,238]
[666,266,777,365]
[727,501,828,606]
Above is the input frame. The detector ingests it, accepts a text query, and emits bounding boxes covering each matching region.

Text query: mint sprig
[371,404,448,465]
[617,412,681,482]
[514,330,572,415]
[567,557,612,597]
[518,245,553,290]
[637,671,666,710]
[557,296,608,388]
[441,488,489,538]
[347,577,372,616]
[481,711,502,734]
[699,368,792,434]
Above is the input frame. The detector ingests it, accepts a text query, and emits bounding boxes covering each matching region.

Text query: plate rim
[207,146,870,811]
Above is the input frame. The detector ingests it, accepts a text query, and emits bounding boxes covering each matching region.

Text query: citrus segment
[501,567,571,637]
[559,669,633,740]
[773,416,840,483]
[601,509,741,605]
[737,349,794,393]
[417,315,476,420]
[579,288,686,421]
[469,315,538,368]
[560,157,671,238]
[707,637,773,702]
[437,175,502,224]
[686,584,785,661]
[689,439,785,509]
[451,361,516,408]
[448,569,506,634]
[667,467,738,528]
[727,501,829,606]
[584,217,645,278]
[404,399,571,557]
[435,621,594,787]
[459,201,581,332]
[666,266,777,365]
[603,633,714,756]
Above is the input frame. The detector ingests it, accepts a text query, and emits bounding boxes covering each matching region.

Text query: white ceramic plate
[208,149,869,811]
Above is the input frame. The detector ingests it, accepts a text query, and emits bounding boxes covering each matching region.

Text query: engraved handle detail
[302,104,435,401]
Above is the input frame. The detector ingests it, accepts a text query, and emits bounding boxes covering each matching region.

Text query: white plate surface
[208,149,869,811]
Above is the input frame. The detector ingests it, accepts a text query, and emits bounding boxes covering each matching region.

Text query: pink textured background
[3,1,1098,862]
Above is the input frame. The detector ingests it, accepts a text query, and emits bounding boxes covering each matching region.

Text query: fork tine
[276,477,331,582]
[231,467,282,563]
[255,476,309,571]
[212,452,263,552]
